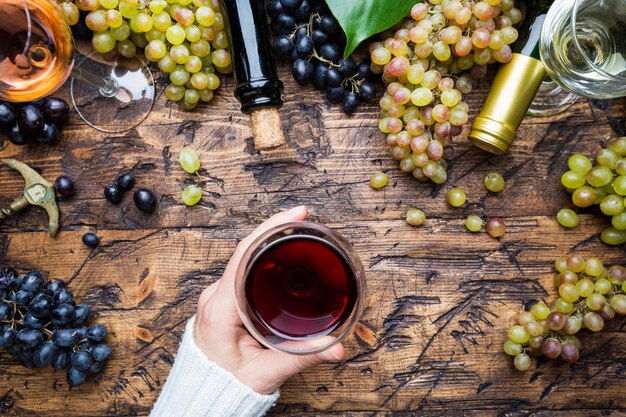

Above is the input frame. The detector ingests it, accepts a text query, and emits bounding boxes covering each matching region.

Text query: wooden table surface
[1,62,625,416]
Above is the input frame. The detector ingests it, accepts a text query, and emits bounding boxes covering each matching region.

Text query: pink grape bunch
[504,255,626,371]
[370,0,521,184]
[57,0,232,111]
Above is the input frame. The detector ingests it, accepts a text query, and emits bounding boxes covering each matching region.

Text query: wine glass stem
[70,66,119,98]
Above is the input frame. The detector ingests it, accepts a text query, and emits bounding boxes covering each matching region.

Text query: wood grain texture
[0,62,625,417]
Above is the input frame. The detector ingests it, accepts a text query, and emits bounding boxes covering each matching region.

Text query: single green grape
[610,137,626,156]
[179,148,201,173]
[595,278,612,295]
[484,172,505,192]
[170,66,190,86]
[558,283,579,303]
[576,278,595,298]
[465,215,483,232]
[586,293,606,311]
[601,227,626,245]
[130,12,153,33]
[556,208,579,228]
[600,195,624,216]
[596,148,620,170]
[561,171,586,189]
[370,172,388,189]
[530,302,550,320]
[568,153,593,174]
[610,294,626,315]
[503,339,522,356]
[585,166,613,188]
[508,325,530,344]
[612,212,626,230]
[181,184,202,206]
[584,257,604,277]
[165,84,185,101]
[554,298,574,314]
[572,186,596,207]
[406,209,426,226]
[446,188,466,207]
[614,175,626,195]
[110,21,130,41]
[92,31,116,53]
[116,39,137,58]
[184,88,200,105]
[513,353,531,371]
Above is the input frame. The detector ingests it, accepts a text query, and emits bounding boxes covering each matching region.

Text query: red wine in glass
[245,236,358,339]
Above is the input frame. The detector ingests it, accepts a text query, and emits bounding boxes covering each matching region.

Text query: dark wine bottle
[220,0,286,149]
[469,0,554,154]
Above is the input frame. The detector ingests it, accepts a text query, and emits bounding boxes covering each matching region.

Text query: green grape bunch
[58,0,232,111]
[504,255,626,371]
[557,137,626,245]
[371,0,521,185]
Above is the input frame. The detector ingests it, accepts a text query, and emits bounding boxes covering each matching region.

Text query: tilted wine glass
[0,0,154,133]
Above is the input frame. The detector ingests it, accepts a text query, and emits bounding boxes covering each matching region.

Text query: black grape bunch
[267,0,377,114]
[0,268,112,387]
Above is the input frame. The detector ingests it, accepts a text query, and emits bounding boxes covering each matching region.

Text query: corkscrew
[0,159,59,237]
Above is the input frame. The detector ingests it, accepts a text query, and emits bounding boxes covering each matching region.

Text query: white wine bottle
[469,0,554,154]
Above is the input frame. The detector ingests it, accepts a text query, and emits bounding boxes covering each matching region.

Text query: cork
[250,107,286,150]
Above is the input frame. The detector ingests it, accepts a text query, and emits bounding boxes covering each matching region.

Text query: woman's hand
[193,206,345,395]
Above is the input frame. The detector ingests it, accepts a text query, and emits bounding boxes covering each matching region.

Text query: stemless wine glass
[0,0,154,133]
[529,0,626,116]
[235,222,366,355]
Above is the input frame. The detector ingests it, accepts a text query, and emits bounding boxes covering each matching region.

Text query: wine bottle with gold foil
[469,0,554,154]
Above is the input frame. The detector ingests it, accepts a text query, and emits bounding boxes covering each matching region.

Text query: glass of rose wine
[235,222,366,355]
[0,0,155,133]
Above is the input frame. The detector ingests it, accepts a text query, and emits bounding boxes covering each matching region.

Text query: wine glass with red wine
[235,222,366,355]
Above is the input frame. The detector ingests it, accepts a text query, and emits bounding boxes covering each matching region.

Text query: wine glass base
[70,52,155,133]
[527,78,579,117]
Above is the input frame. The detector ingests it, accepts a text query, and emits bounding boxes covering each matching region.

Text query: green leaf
[325,0,420,58]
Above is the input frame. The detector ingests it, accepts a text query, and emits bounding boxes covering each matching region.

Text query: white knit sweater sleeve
[150,316,279,417]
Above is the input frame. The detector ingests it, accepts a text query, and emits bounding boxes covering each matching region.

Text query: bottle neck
[513,0,554,60]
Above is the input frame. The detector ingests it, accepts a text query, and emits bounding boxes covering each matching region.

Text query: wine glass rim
[234,221,367,355]
[570,0,626,82]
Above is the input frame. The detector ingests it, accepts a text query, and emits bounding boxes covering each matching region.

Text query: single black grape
[133,188,157,213]
[358,81,376,102]
[51,303,75,327]
[38,97,70,125]
[18,104,44,133]
[311,29,329,46]
[29,294,53,318]
[67,367,87,386]
[55,176,75,198]
[88,360,106,374]
[272,23,291,37]
[87,324,108,343]
[71,351,93,371]
[35,123,59,144]
[0,268,19,289]
[23,312,45,329]
[21,271,44,293]
[0,301,14,321]
[294,27,308,39]
[0,102,16,127]
[292,59,314,84]
[72,305,91,327]
[273,35,294,58]
[357,61,376,82]
[313,62,329,89]
[18,348,36,369]
[116,173,136,191]
[34,341,59,368]
[82,233,100,248]
[74,326,88,342]
[12,289,33,306]
[295,35,314,57]
[342,92,359,114]
[53,328,79,348]
[324,67,343,87]
[320,15,339,34]
[53,288,75,305]
[293,0,311,20]
[277,13,296,29]
[6,122,28,146]
[279,0,301,10]
[52,349,71,370]
[326,86,346,104]
[16,328,44,349]
[47,279,66,293]
[0,328,17,348]
[266,0,285,19]
[104,184,123,204]
[319,43,341,62]
[91,343,112,362]
[338,57,357,76]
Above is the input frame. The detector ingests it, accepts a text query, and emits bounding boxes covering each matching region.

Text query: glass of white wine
[529,0,626,116]
[0,0,155,133]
